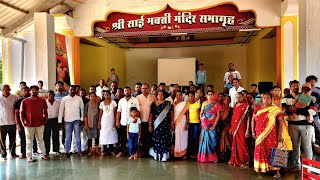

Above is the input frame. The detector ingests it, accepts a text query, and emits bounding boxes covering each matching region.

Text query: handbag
[270,143,291,168]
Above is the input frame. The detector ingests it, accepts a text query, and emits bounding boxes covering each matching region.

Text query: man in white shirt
[58,85,84,157]
[137,83,156,156]
[96,79,108,98]
[229,78,245,108]
[224,63,242,84]
[116,86,140,157]
[0,84,19,160]
[44,90,60,155]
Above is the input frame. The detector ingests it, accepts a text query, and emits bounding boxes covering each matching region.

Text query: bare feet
[182,156,188,160]
[116,152,124,158]
[273,171,281,178]
[128,155,134,160]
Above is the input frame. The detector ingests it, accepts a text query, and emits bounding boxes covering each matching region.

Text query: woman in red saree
[251,92,287,178]
[229,92,251,167]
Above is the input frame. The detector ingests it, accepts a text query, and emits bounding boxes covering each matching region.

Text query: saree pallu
[253,105,291,173]
[229,103,250,166]
[174,102,188,157]
[149,101,172,162]
[197,102,221,162]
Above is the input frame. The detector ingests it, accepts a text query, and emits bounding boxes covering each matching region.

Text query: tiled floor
[0,154,300,180]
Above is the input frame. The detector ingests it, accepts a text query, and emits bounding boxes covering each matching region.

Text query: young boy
[196,64,206,93]
[288,83,316,122]
[127,107,141,160]
[107,68,119,84]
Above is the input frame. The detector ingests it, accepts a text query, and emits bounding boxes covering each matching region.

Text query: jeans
[25,125,46,158]
[141,122,151,154]
[71,123,88,152]
[187,123,200,156]
[44,118,60,154]
[118,125,127,153]
[288,124,313,169]
[18,125,38,155]
[65,120,81,153]
[0,125,16,157]
[128,133,138,155]
[313,116,320,142]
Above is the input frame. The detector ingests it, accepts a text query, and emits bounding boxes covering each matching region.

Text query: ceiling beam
[1,0,64,37]
[0,1,29,14]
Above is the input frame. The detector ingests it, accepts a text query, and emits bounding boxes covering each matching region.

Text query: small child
[127,107,141,160]
[288,83,316,122]
[107,68,119,84]
[196,63,206,93]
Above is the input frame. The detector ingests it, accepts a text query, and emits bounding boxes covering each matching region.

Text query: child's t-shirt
[189,102,201,123]
[109,74,119,83]
[127,117,141,133]
[196,70,206,84]
[296,94,315,106]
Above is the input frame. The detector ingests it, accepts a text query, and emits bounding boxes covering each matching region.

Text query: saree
[254,105,292,172]
[217,107,233,162]
[229,103,250,166]
[149,101,172,161]
[174,101,189,157]
[197,101,221,162]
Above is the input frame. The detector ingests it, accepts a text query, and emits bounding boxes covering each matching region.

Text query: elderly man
[0,85,19,160]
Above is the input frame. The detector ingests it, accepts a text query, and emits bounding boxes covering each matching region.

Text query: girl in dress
[99,90,118,156]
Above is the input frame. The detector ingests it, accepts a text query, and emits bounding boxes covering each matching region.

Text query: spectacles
[208,94,213,96]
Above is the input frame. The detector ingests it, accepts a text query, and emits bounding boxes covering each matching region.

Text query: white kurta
[99,100,118,145]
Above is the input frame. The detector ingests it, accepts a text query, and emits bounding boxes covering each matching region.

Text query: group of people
[0,64,319,178]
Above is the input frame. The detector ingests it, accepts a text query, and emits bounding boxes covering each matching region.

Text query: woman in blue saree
[149,90,174,162]
[198,90,221,163]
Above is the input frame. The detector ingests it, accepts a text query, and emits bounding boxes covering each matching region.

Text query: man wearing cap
[282,80,315,171]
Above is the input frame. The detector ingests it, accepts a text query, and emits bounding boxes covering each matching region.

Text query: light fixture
[171,33,188,36]
[239,28,261,32]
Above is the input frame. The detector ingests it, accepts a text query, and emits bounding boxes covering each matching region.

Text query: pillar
[299,0,320,85]
[34,12,56,90]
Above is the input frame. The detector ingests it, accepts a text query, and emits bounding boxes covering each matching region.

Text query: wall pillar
[281,16,298,89]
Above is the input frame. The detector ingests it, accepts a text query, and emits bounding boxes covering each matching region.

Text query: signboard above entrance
[94,4,256,37]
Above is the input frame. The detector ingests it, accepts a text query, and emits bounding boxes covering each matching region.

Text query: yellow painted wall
[126,45,248,92]
[246,37,277,88]
[80,38,126,90]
